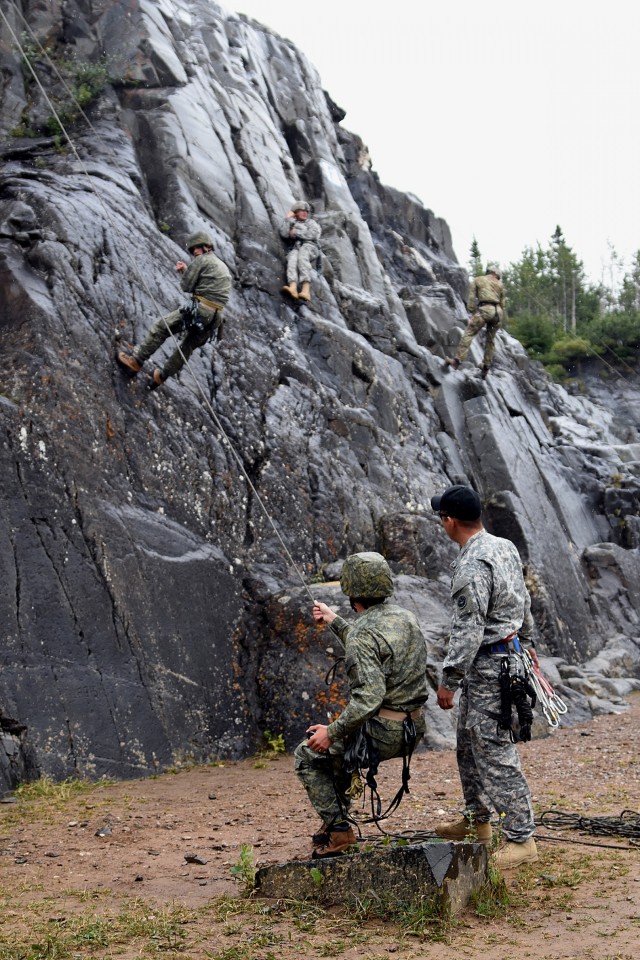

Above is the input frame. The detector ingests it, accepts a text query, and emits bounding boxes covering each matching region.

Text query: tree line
[469,229,640,378]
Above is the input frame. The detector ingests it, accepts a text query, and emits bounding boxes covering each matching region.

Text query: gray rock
[0,0,638,789]
[255,841,489,915]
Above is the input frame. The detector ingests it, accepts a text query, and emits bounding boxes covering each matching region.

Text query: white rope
[521,650,568,727]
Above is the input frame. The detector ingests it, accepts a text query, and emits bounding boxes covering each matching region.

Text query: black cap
[430,485,482,521]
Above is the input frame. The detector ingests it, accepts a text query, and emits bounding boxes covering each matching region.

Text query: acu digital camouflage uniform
[294,574,429,827]
[279,210,322,285]
[456,270,506,369]
[133,236,232,381]
[441,530,536,843]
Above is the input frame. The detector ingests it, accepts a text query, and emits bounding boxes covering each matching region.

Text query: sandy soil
[1,696,639,959]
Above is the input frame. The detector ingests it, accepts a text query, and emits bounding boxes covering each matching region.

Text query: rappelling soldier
[447,262,505,378]
[279,200,321,303]
[116,230,232,390]
[295,552,429,858]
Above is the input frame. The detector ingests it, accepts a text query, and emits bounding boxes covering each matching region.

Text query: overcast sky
[229,0,638,286]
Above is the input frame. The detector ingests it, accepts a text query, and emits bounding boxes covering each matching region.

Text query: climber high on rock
[279,201,321,303]
[116,230,232,390]
[446,262,505,379]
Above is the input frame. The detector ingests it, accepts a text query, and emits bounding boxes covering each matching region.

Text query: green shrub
[546,337,592,364]
[508,314,556,357]
[13,42,113,138]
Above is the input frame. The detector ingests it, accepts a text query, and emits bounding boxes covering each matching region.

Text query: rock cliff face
[1,0,639,791]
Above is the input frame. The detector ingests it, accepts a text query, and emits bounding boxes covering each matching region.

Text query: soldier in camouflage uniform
[116,230,232,390]
[447,263,505,378]
[294,552,429,858]
[430,485,539,870]
[279,200,322,303]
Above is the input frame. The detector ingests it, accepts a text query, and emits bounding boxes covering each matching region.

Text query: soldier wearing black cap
[430,484,539,870]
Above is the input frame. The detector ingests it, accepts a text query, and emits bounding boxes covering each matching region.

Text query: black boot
[147,369,165,391]
[311,821,330,845]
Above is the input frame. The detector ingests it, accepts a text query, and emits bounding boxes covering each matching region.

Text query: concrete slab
[255,841,489,915]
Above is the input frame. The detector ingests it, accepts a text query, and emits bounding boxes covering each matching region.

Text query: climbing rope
[0,3,318,603]
[343,809,640,852]
[536,809,640,850]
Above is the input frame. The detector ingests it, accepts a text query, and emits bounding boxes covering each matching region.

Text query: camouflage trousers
[294,714,425,825]
[286,243,317,284]
[455,654,535,842]
[456,308,502,367]
[134,304,220,379]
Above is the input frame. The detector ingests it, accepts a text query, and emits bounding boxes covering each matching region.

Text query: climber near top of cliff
[446,263,506,379]
[116,231,232,391]
[279,201,322,304]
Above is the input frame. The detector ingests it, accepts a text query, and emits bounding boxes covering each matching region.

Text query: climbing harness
[178,298,220,337]
[521,649,568,727]
[179,299,206,333]
[337,712,418,829]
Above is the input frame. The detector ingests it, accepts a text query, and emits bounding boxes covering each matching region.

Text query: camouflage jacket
[467,274,506,322]
[279,216,321,248]
[441,530,534,691]
[326,603,429,741]
[181,251,232,308]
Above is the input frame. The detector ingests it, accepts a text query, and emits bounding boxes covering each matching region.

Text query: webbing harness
[179,298,220,339]
[336,713,418,826]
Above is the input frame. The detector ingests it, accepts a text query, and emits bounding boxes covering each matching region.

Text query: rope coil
[538,808,640,844]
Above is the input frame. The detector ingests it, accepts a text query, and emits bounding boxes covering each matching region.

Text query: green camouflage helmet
[340,552,394,598]
[187,230,213,251]
[486,262,501,276]
[291,200,310,213]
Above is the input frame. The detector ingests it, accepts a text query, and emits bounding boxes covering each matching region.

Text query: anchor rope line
[344,807,640,851]
[343,826,638,852]
[0,6,318,604]
[586,340,637,382]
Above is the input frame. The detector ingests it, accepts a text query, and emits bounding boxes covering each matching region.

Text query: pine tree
[619,250,640,314]
[468,237,483,277]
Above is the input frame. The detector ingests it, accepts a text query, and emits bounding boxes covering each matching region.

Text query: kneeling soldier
[295,552,429,857]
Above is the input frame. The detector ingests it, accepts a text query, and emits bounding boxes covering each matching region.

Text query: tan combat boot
[435,816,492,846]
[281,282,298,299]
[312,826,356,859]
[116,351,142,375]
[298,281,311,302]
[494,837,538,869]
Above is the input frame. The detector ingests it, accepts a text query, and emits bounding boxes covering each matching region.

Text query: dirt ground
[1,696,639,960]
